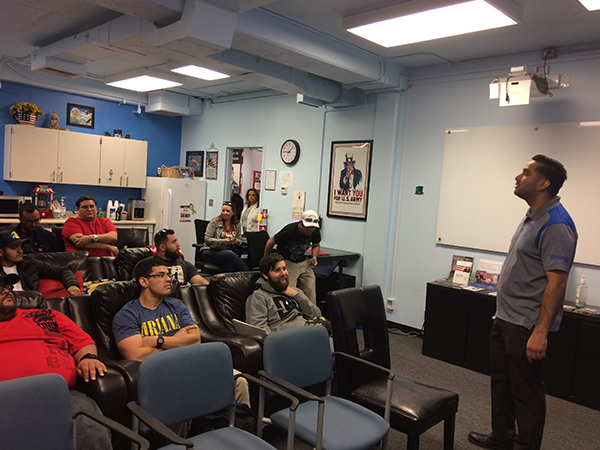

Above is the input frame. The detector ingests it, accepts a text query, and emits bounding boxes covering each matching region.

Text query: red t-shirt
[0,309,94,387]
[62,217,117,257]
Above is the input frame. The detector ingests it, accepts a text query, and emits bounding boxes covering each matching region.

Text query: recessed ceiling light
[170,65,230,81]
[346,0,517,48]
[578,0,600,11]
[104,69,184,92]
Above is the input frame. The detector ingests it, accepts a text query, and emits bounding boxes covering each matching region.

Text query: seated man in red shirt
[0,273,112,449]
[62,196,119,257]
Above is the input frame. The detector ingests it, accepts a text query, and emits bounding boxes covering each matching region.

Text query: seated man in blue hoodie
[245,253,328,334]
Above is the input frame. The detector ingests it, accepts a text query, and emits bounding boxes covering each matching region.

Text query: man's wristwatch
[80,353,99,362]
[156,335,165,349]
[92,234,99,243]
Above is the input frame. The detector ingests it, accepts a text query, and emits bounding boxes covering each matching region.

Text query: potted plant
[9,101,44,125]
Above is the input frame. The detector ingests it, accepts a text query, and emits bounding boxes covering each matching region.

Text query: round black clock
[280,139,300,165]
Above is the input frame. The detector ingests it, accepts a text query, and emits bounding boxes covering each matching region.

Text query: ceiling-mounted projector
[489,66,570,107]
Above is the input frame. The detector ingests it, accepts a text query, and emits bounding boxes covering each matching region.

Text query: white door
[99,136,125,187]
[123,140,148,188]
[5,125,59,182]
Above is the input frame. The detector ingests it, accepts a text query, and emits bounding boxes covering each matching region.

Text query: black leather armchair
[328,285,460,450]
[202,271,265,343]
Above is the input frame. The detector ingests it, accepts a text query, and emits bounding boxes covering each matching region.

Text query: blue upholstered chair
[259,325,392,450]
[128,342,285,450]
[0,373,148,450]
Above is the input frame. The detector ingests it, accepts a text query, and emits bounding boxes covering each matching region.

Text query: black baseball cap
[0,273,20,286]
[0,230,29,247]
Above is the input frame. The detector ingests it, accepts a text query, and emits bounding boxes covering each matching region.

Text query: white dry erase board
[436,122,600,266]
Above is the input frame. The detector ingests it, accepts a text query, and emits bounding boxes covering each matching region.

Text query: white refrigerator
[142,177,206,261]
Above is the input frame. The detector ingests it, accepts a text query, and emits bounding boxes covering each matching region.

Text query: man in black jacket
[0,230,80,295]
[14,203,63,253]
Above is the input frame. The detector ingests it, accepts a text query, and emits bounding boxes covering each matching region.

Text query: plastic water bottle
[576,275,588,308]
[60,197,67,218]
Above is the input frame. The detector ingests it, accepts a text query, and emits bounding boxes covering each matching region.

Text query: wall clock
[280,139,300,165]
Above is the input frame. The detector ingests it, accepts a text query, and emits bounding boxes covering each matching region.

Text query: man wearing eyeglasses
[14,203,62,253]
[0,273,112,449]
[137,229,208,285]
[62,196,119,257]
[264,210,321,304]
[112,258,249,406]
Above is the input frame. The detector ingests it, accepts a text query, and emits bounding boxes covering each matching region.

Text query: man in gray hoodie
[245,253,324,334]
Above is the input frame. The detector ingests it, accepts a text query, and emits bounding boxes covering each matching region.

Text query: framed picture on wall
[206,151,218,180]
[186,151,204,177]
[327,140,373,220]
[66,103,95,129]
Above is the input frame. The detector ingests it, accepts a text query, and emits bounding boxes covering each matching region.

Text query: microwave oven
[0,196,32,218]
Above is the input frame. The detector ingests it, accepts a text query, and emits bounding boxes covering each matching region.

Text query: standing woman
[201,201,248,272]
[241,188,260,236]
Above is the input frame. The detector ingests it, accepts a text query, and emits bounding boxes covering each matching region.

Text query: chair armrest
[258,370,323,404]
[74,368,129,427]
[332,351,394,380]
[76,408,150,450]
[127,401,194,448]
[239,373,299,411]
[332,351,394,422]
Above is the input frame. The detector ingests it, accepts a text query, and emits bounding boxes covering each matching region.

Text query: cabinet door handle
[51,171,55,181]
[120,175,123,186]
[126,175,129,187]
[59,171,63,182]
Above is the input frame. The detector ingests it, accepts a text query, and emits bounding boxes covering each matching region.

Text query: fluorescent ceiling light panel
[347,0,517,48]
[170,65,229,81]
[578,0,600,11]
[105,69,184,92]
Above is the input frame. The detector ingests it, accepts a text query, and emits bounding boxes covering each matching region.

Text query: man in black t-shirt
[14,203,62,253]
[264,210,321,304]
[134,229,208,285]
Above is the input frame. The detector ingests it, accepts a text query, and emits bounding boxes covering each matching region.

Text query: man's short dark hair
[154,228,175,247]
[133,258,167,287]
[532,154,567,197]
[75,196,97,208]
[18,203,38,217]
[259,253,285,276]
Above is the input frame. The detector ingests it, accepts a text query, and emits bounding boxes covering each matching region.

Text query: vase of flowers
[9,101,44,125]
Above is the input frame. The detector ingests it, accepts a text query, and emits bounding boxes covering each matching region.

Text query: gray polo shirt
[496,196,577,332]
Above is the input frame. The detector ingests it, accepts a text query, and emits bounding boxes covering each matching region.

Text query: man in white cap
[264,210,321,304]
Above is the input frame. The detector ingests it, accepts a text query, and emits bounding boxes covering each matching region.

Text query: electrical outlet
[209,199,214,206]
[387,297,395,311]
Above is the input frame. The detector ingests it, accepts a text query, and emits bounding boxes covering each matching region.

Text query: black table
[423,280,600,411]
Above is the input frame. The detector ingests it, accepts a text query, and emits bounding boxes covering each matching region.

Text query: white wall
[181,54,600,329]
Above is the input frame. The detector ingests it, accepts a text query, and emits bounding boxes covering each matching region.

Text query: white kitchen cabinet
[99,136,148,188]
[4,125,59,183]
[57,131,101,185]
[4,124,147,188]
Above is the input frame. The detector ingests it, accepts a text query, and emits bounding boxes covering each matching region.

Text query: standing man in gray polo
[468,155,577,450]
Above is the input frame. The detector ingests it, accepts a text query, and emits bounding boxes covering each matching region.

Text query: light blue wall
[180,54,600,329]
[0,81,182,212]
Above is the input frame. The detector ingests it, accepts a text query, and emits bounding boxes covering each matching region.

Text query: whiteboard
[436,122,600,266]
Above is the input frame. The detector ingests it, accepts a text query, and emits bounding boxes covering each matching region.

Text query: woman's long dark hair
[245,188,260,207]
[217,201,239,226]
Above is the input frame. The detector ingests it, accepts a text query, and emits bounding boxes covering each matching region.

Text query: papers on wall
[448,255,474,286]
[292,191,306,219]
[473,259,503,290]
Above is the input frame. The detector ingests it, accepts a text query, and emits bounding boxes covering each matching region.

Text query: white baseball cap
[301,210,320,228]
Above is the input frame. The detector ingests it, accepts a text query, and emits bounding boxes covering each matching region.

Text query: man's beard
[269,274,289,292]
[164,249,179,260]
[0,298,17,321]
